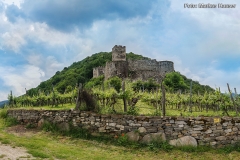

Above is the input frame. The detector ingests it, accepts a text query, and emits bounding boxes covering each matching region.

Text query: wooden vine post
[9,90,13,108]
[122,81,127,112]
[160,73,166,117]
[75,83,82,110]
[227,83,238,116]
[189,80,193,113]
[161,83,166,116]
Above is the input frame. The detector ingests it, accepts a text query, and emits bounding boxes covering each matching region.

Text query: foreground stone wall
[7,109,240,147]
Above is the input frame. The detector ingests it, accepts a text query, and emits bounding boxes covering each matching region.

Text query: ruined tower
[112,45,126,61]
[104,45,128,79]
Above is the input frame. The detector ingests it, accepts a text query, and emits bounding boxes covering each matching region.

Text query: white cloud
[2,31,26,52]
[2,0,23,8]
[43,56,64,78]
[0,65,45,100]
[0,92,8,101]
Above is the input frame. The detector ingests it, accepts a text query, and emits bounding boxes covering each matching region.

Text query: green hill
[0,100,8,108]
[27,52,213,96]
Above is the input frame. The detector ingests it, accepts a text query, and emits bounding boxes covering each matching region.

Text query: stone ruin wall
[127,59,174,81]
[128,59,160,71]
[104,61,128,80]
[159,61,174,75]
[7,109,240,148]
[93,66,105,78]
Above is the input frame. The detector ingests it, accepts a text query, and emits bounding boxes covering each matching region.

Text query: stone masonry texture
[7,109,240,148]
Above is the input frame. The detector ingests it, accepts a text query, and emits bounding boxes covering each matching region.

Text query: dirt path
[0,125,38,160]
[0,143,34,160]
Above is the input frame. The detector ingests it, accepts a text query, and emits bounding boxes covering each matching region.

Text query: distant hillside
[0,100,8,108]
[27,52,214,96]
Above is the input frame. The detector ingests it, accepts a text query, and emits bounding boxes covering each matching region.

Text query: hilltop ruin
[93,45,174,81]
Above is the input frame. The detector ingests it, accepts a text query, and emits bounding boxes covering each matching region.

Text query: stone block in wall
[99,127,106,133]
[193,125,204,131]
[94,122,101,127]
[116,125,124,130]
[126,131,139,142]
[169,136,197,147]
[80,112,89,117]
[135,116,149,121]
[108,123,116,127]
[142,122,151,127]
[194,121,204,124]
[175,121,187,125]
[216,136,227,141]
[176,117,189,121]
[111,114,123,119]
[129,123,141,127]
[89,116,95,122]
[222,117,232,121]
[124,126,131,132]
[138,127,147,133]
[174,128,183,132]
[205,129,212,134]
[233,117,240,122]
[232,127,238,132]
[224,129,232,133]
[146,127,157,133]
[141,132,166,144]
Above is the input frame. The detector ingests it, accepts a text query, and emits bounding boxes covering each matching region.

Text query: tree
[163,72,188,92]
[107,76,122,93]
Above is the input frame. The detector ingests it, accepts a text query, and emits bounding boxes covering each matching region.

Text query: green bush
[0,109,8,119]
[42,121,59,132]
[147,140,173,152]
[127,106,139,115]
[4,117,18,127]
[218,142,240,153]
[0,109,18,127]
[107,76,122,92]
[117,134,129,145]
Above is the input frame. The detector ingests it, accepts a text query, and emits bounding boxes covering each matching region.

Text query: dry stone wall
[7,109,240,148]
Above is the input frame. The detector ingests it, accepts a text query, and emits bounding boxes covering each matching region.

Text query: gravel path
[0,143,34,160]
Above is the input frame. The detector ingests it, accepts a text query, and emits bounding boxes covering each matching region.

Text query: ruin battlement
[112,45,126,62]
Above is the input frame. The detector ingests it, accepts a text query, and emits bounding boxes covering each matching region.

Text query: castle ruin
[93,45,174,81]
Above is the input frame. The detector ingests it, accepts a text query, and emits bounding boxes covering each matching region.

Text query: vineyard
[6,74,240,117]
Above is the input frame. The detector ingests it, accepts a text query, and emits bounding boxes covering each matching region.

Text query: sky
[0,0,240,101]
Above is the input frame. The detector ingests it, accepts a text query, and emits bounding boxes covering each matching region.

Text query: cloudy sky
[0,0,239,101]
